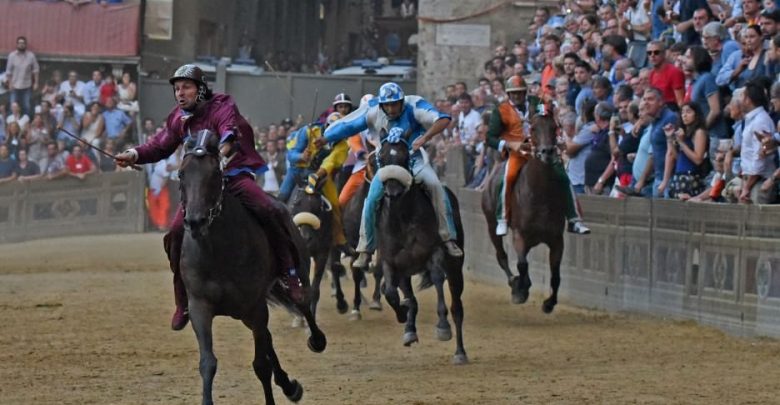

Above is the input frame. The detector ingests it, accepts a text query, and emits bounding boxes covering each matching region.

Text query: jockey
[281,112,353,254]
[487,75,591,236]
[114,64,305,331]
[317,82,464,269]
[332,93,353,116]
[338,94,378,207]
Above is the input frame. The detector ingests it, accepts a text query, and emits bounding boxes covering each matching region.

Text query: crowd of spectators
[432,0,780,204]
[0,36,137,185]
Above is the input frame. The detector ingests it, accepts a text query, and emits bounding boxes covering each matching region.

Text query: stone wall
[445,147,780,338]
[417,0,542,99]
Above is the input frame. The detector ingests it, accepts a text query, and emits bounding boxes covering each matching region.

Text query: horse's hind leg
[487,221,514,283]
[445,262,468,365]
[189,299,217,405]
[543,236,564,314]
[246,305,276,405]
[398,276,419,346]
[512,232,532,304]
[431,268,452,341]
[265,330,304,402]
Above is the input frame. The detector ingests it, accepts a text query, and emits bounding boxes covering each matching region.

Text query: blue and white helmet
[378,82,404,104]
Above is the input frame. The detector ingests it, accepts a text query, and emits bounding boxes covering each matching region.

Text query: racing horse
[340,154,384,319]
[374,135,468,365]
[288,182,350,317]
[481,107,565,313]
[178,130,326,405]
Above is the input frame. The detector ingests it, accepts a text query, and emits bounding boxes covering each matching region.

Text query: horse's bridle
[181,133,226,229]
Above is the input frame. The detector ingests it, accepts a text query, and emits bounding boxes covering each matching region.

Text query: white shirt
[740,106,776,177]
[58,80,86,115]
[458,109,481,145]
[624,0,650,41]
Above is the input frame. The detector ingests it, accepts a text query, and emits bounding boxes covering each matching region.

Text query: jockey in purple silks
[115,64,304,331]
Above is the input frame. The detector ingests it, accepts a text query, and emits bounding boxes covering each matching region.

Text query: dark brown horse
[288,183,350,317]
[179,130,326,405]
[341,157,384,319]
[481,111,565,313]
[375,137,468,365]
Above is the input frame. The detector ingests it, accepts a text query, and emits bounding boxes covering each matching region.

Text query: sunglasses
[647,50,663,56]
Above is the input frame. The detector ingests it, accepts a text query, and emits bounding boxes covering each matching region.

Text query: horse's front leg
[543,236,564,314]
[382,265,407,323]
[308,251,329,317]
[512,231,532,304]
[369,257,383,310]
[189,299,217,405]
[328,250,349,314]
[349,265,364,320]
[399,276,419,346]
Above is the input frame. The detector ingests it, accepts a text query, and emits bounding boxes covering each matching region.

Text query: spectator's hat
[281,117,294,127]
[505,75,527,92]
[702,21,729,41]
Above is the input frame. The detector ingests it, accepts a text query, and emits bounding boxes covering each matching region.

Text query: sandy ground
[1,233,780,405]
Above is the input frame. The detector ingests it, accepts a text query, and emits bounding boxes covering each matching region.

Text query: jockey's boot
[281,267,305,304]
[444,240,464,257]
[567,220,591,235]
[495,219,508,236]
[352,252,371,270]
[171,306,189,331]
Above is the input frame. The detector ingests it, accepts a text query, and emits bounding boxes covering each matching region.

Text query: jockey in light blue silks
[319,82,464,268]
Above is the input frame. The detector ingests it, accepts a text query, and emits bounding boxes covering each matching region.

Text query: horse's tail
[417,269,434,291]
[267,283,305,315]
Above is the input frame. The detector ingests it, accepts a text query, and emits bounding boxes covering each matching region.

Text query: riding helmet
[377,82,404,104]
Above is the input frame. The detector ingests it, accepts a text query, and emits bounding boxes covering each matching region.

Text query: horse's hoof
[369,299,383,311]
[336,300,349,314]
[348,309,362,321]
[285,379,304,402]
[436,326,453,341]
[402,332,419,346]
[452,353,469,365]
[542,300,556,314]
[307,333,327,353]
[511,292,528,305]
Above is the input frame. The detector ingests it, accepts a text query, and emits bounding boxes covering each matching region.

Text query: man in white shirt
[4,36,39,117]
[58,70,86,116]
[739,83,777,203]
[457,92,482,184]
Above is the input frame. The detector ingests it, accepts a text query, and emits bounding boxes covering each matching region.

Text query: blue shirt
[691,72,727,139]
[324,95,449,162]
[650,107,679,179]
[83,80,101,106]
[633,124,654,181]
[102,108,132,139]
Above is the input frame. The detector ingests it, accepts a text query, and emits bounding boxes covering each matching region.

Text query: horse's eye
[178,172,184,180]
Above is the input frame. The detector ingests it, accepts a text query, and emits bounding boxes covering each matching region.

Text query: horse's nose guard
[186,129,218,157]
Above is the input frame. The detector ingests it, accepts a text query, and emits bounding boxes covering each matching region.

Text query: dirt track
[1,233,780,405]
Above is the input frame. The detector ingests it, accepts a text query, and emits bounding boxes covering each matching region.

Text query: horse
[374,137,468,365]
[178,129,326,405]
[340,159,384,319]
[288,183,350,317]
[481,110,565,313]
